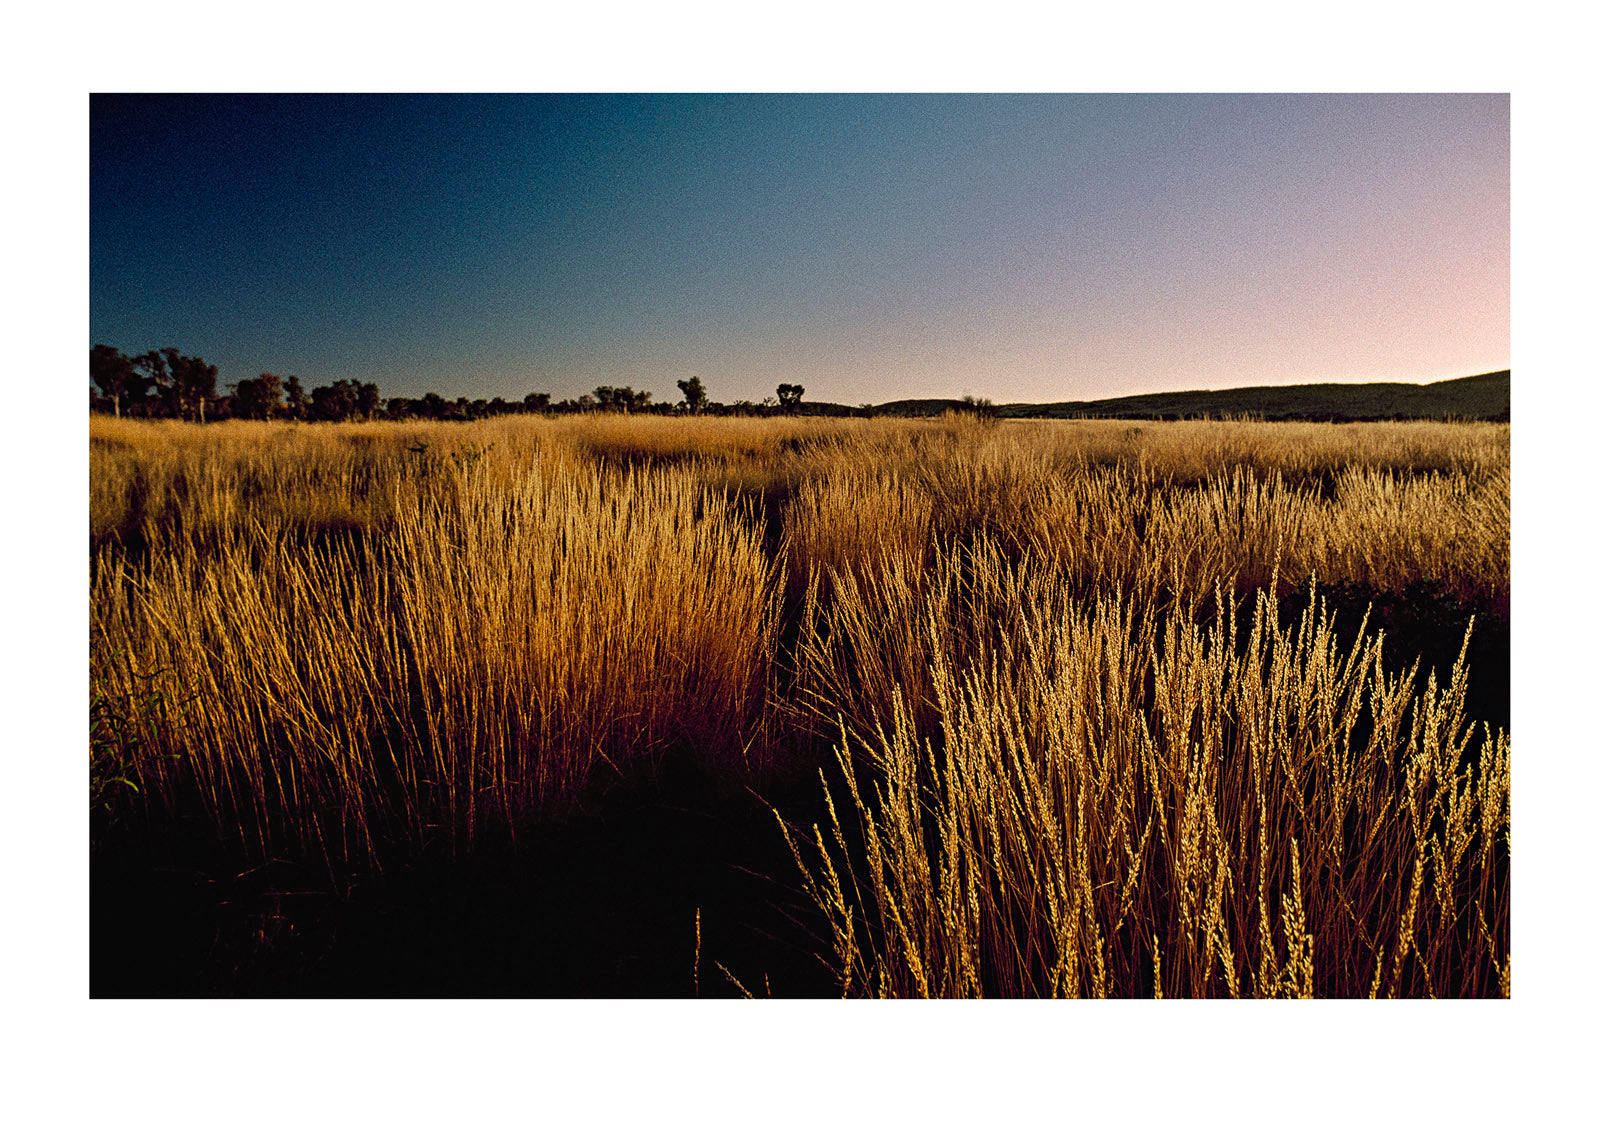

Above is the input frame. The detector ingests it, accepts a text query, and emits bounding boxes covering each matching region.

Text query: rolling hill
[831,370,1509,422]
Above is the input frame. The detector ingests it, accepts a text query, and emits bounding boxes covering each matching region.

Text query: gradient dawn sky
[90,93,1509,405]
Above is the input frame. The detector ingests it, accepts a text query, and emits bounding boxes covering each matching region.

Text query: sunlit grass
[780,545,1507,997]
[89,413,1508,994]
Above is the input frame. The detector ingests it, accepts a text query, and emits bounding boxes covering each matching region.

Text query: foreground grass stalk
[779,549,1508,997]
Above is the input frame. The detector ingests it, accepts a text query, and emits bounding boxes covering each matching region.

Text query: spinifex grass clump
[779,551,1509,998]
[92,446,778,866]
[387,455,780,824]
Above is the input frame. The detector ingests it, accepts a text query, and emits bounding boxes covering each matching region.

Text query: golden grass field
[90,412,1509,997]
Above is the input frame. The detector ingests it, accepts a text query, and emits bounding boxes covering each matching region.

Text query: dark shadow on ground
[91,749,839,998]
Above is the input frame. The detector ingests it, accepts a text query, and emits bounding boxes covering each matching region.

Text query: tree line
[91,345,811,423]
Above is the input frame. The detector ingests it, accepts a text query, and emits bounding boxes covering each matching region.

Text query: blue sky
[90,93,1508,405]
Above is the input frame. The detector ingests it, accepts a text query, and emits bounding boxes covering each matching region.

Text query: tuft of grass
[779,550,1508,997]
[92,435,779,863]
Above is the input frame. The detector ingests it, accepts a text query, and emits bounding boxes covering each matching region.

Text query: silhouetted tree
[131,350,173,416]
[230,372,284,420]
[91,345,142,418]
[677,376,707,414]
[283,375,307,421]
[129,348,214,421]
[523,391,551,413]
[357,381,381,420]
[168,350,218,422]
[956,394,998,420]
[594,385,652,412]
[310,379,361,421]
[776,383,805,410]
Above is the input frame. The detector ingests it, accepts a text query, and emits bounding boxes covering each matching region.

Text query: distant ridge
[1002,370,1509,422]
[804,370,1508,422]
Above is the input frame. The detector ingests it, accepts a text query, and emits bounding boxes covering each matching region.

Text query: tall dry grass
[92,436,777,863]
[90,412,1509,994]
[780,545,1508,997]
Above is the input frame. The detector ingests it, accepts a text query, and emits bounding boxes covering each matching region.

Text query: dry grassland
[90,412,1509,996]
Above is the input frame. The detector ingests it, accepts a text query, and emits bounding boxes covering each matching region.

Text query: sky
[90,93,1509,406]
